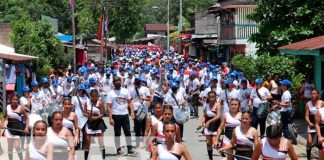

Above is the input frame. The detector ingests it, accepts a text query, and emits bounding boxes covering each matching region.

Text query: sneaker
[127,148,138,156]
[117,150,126,156]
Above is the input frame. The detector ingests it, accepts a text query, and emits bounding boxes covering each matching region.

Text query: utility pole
[167,0,170,53]
[179,0,182,55]
[71,1,76,74]
[104,0,108,61]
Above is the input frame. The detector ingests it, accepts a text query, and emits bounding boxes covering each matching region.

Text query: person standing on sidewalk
[278,79,293,139]
[107,76,137,156]
[305,89,322,160]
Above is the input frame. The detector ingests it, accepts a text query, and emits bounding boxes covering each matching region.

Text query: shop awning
[0,44,38,61]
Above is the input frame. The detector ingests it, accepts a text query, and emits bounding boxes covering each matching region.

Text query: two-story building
[209,0,258,62]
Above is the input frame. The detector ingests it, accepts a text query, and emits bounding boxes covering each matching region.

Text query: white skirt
[85,124,102,135]
[204,128,217,136]
[307,126,316,133]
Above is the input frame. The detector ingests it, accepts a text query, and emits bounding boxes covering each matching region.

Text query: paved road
[0,107,318,159]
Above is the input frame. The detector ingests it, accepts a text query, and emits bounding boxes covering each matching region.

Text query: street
[0,107,317,160]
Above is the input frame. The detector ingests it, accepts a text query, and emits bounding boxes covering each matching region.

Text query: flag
[104,19,109,33]
[97,12,104,40]
[69,0,76,12]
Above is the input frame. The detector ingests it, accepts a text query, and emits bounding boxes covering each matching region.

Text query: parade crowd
[1,45,324,160]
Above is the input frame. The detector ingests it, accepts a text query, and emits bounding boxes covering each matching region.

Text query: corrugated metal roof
[278,35,324,50]
[223,5,257,9]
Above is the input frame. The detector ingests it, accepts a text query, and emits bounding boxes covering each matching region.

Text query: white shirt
[129,86,151,110]
[202,86,222,102]
[221,88,239,114]
[239,88,252,109]
[19,97,30,113]
[188,78,200,95]
[49,86,64,103]
[31,91,46,113]
[71,95,89,118]
[99,75,113,93]
[165,91,186,111]
[107,88,131,115]
[281,90,292,112]
[250,87,271,108]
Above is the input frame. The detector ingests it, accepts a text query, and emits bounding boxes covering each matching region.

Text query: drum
[29,114,43,128]
[136,104,148,121]
[174,106,190,124]
[267,109,281,126]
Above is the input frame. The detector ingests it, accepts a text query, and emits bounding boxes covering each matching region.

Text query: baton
[2,127,26,133]
[219,150,251,160]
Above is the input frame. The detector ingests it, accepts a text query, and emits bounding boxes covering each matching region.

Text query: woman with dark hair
[62,97,80,148]
[25,120,53,160]
[0,93,29,160]
[149,105,181,151]
[83,89,107,160]
[218,110,259,160]
[305,89,322,160]
[47,111,74,160]
[198,91,221,160]
[142,103,163,149]
[252,124,297,160]
[215,99,241,160]
[151,122,192,160]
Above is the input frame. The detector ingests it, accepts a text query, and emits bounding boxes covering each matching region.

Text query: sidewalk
[294,118,318,159]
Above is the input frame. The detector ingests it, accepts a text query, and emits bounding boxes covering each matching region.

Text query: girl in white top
[252,124,297,160]
[0,93,29,160]
[215,99,241,160]
[315,103,324,159]
[25,120,53,160]
[62,97,79,147]
[219,110,259,160]
[142,103,163,150]
[83,89,107,160]
[151,122,192,160]
[150,105,181,152]
[198,91,221,160]
[47,111,74,160]
[305,89,322,159]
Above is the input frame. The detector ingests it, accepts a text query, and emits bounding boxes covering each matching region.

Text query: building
[208,0,258,62]
[190,11,219,62]
[144,24,174,37]
[0,24,13,47]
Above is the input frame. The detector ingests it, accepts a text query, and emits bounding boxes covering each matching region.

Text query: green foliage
[231,54,305,94]
[11,18,73,76]
[248,0,324,55]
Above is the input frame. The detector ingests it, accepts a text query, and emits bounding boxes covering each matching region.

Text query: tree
[231,54,305,94]
[248,0,324,55]
[11,15,73,77]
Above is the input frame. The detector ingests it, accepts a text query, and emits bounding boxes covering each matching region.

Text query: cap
[204,82,210,88]
[135,76,142,81]
[30,81,38,87]
[41,77,49,83]
[210,76,218,82]
[279,79,291,87]
[22,86,31,92]
[89,77,97,83]
[106,70,111,75]
[77,85,86,91]
[255,78,263,84]
[52,79,59,86]
[225,78,234,84]
[170,81,179,89]
[240,78,248,84]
